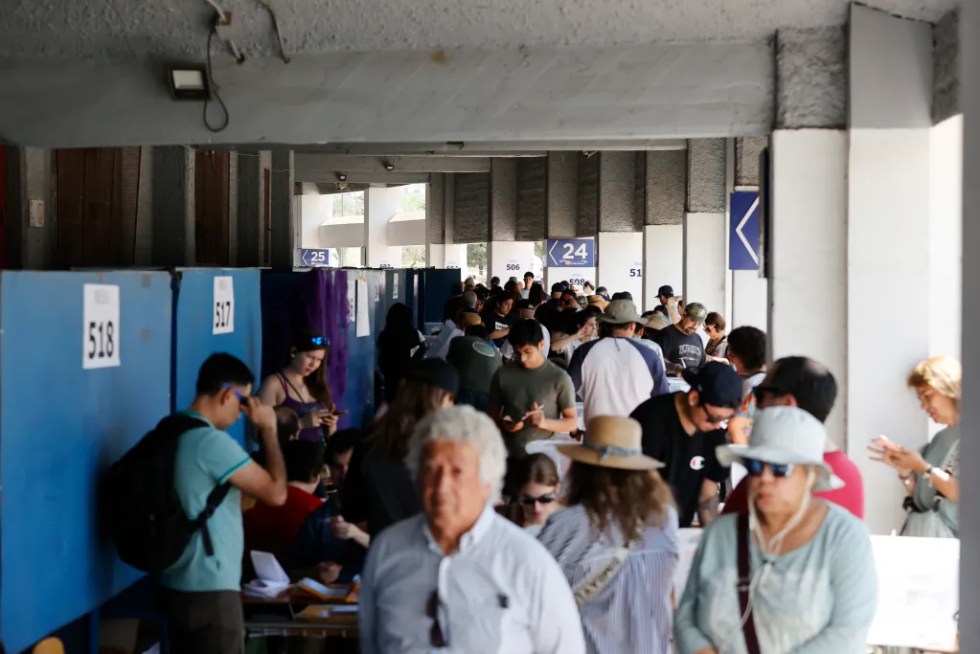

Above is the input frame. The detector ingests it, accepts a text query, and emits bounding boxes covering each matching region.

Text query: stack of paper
[242,551,291,599]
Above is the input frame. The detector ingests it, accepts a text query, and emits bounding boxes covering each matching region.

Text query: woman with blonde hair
[869,355,961,538]
[539,416,678,654]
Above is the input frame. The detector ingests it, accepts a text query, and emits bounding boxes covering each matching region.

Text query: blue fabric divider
[172,269,263,447]
[0,271,172,654]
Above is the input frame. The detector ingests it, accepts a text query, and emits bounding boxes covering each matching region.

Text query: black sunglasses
[520,494,556,506]
[744,458,796,478]
[426,590,447,648]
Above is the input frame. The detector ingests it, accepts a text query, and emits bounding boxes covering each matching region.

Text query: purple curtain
[304,269,350,405]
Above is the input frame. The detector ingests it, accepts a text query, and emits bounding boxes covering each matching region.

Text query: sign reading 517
[213,276,235,334]
[83,284,121,369]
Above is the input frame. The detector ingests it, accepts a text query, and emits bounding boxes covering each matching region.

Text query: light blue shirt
[675,504,877,654]
[160,412,251,592]
[359,505,586,654]
[538,504,679,654]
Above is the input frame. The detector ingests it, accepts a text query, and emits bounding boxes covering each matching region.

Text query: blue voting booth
[0,271,172,653]
[172,269,263,446]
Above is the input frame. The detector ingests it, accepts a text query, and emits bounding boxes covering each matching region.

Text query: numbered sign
[392,274,399,300]
[546,239,595,268]
[628,263,643,278]
[83,284,121,369]
[213,276,235,334]
[445,262,460,269]
[505,259,522,273]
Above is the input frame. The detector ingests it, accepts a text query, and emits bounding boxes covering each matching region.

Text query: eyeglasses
[699,403,730,425]
[520,494,556,506]
[744,458,796,478]
[221,383,249,406]
[426,590,448,647]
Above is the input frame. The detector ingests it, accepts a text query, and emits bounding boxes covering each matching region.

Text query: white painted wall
[731,270,768,330]
[545,267,596,293]
[387,218,426,246]
[364,187,402,268]
[683,213,726,314]
[848,128,932,535]
[597,232,644,307]
[320,223,364,248]
[768,130,848,447]
[488,241,537,285]
[929,115,963,361]
[644,225,684,311]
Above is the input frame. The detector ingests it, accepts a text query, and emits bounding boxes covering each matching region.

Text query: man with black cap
[655,285,682,324]
[569,299,670,422]
[655,301,709,375]
[630,362,743,527]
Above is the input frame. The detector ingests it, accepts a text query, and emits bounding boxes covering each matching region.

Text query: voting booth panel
[173,269,263,446]
[0,271,172,654]
[418,269,462,332]
[262,269,383,431]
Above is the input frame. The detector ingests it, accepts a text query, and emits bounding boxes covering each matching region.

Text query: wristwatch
[924,465,937,477]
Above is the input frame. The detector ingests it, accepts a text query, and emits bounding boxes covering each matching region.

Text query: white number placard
[213,276,235,334]
[83,284,121,369]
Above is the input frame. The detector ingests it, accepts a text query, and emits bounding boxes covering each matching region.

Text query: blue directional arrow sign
[299,248,332,267]
[729,192,761,271]
[546,238,595,268]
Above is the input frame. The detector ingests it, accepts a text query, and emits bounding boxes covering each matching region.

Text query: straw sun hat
[558,416,663,471]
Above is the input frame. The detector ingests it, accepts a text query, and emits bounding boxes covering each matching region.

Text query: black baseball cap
[406,359,460,396]
[551,282,564,293]
[657,285,675,298]
[682,362,743,409]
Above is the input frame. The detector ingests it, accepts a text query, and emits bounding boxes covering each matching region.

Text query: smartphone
[333,410,349,416]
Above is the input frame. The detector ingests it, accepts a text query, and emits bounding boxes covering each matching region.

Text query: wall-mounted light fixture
[383,162,395,172]
[337,173,347,182]
[166,65,211,100]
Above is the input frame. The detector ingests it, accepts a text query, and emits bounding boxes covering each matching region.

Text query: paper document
[242,551,291,599]
[356,279,371,338]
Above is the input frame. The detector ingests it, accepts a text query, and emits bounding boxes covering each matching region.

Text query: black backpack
[101,413,232,573]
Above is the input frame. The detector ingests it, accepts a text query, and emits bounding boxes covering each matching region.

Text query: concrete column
[547,152,577,238]
[426,173,446,266]
[644,150,686,310]
[768,130,848,442]
[597,232,643,303]
[364,186,401,268]
[487,159,520,281]
[269,149,294,268]
[3,147,56,270]
[300,193,332,249]
[929,115,963,360]
[236,149,267,267]
[684,139,727,315]
[846,4,935,534]
[151,146,194,267]
[959,0,979,645]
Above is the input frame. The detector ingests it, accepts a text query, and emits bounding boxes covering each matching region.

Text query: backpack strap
[737,512,762,654]
[191,482,233,557]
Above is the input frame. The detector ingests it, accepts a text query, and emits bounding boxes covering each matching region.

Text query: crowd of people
[148,271,962,654]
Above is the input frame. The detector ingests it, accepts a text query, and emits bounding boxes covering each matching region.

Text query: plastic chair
[32,638,65,654]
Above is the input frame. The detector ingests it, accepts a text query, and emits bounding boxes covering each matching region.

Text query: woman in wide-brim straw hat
[538,416,679,654]
[675,406,877,654]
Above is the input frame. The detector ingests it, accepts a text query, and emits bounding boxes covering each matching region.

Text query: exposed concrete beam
[288,140,688,155]
[304,172,430,186]
[0,43,772,147]
[295,154,491,180]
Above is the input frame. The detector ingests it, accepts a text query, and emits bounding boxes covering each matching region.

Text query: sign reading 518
[213,276,235,335]
[83,284,121,369]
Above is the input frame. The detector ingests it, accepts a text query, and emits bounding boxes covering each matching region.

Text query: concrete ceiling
[0,0,957,61]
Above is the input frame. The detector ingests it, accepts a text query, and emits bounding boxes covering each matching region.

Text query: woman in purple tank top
[258,330,341,443]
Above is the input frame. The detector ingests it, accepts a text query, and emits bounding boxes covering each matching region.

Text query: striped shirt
[538,505,679,654]
[568,337,670,421]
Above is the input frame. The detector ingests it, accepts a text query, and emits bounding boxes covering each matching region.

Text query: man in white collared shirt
[359,406,585,654]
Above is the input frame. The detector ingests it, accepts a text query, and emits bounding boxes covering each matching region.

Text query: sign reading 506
[83,284,121,369]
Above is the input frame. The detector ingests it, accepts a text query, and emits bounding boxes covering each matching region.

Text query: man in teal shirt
[159,353,288,654]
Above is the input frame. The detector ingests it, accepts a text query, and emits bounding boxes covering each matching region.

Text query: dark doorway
[194,149,230,266]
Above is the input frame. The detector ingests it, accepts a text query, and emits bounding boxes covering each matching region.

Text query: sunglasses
[699,403,730,425]
[221,383,249,406]
[520,494,556,506]
[426,590,448,648]
[744,458,796,478]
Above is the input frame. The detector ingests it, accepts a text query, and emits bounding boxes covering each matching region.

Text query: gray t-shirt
[447,336,503,394]
[489,360,576,456]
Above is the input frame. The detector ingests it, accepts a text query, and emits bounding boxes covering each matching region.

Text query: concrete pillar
[576,153,599,237]
[425,173,446,267]
[300,193,332,249]
[593,153,642,303]
[929,115,963,360]
[684,139,727,316]
[269,149,294,268]
[768,130,848,443]
[236,149,268,267]
[151,146,195,267]
[487,159,521,281]
[846,4,934,534]
[4,146,56,270]
[364,186,401,268]
[547,152,577,238]
[516,157,547,242]
[959,0,979,645]
[644,150,686,310]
